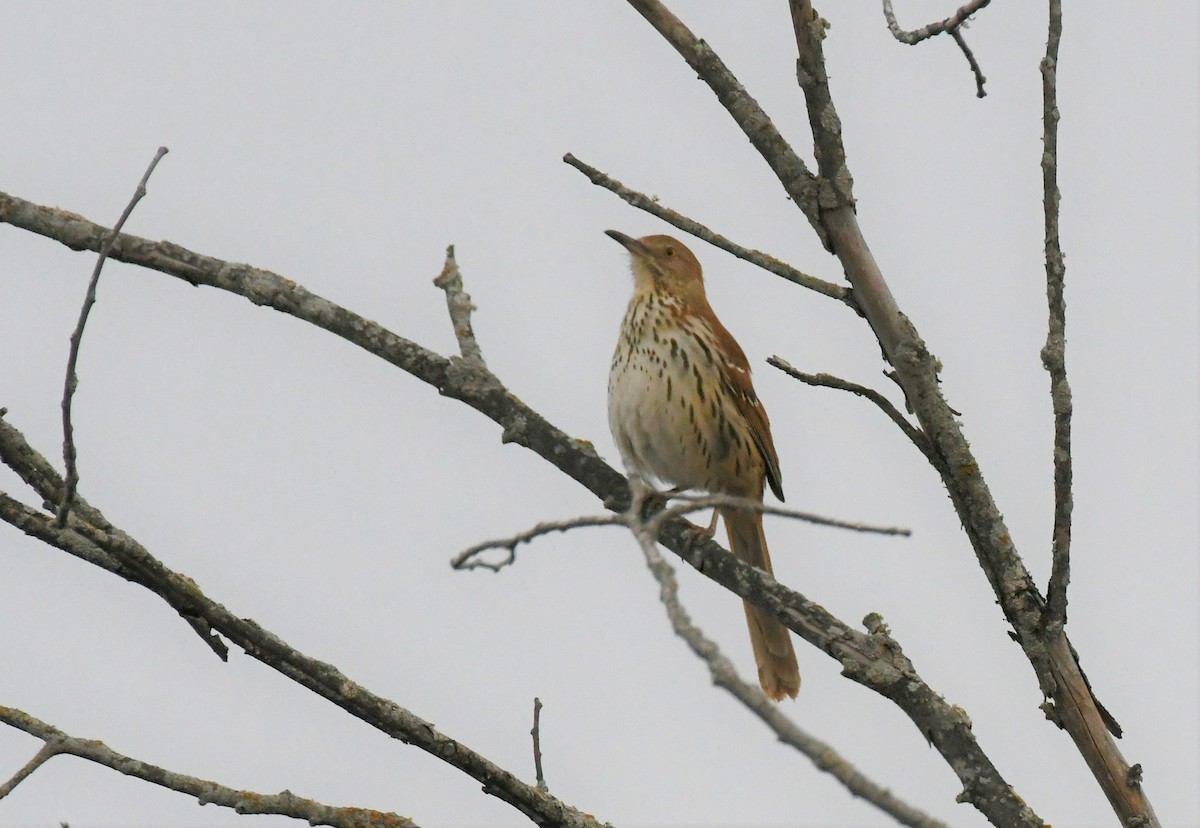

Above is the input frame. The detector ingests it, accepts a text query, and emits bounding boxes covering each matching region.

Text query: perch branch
[0,706,416,827]
[452,494,908,572]
[453,491,1036,825]
[562,153,852,306]
[57,146,169,527]
[628,492,948,828]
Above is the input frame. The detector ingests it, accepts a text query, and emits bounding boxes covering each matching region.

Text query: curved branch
[57,146,169,527]
[881,0,993,44]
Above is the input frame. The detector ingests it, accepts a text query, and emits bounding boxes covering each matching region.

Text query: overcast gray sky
[2,3,1197,827]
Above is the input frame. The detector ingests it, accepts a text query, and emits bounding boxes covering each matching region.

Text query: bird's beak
[605,229,649,259]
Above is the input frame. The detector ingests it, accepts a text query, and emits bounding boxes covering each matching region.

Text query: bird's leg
[680,504,720,551]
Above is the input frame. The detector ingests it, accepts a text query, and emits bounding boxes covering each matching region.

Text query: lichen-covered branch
[1040,0,1072,634]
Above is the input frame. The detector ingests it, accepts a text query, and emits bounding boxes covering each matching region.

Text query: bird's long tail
[721,506,800,700]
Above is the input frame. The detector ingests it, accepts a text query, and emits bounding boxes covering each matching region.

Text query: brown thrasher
[606,230,800,700]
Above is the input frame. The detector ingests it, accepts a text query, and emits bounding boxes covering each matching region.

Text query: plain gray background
[1,3,1196,826]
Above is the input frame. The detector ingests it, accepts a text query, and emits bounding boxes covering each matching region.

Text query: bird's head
[606,230,707,304]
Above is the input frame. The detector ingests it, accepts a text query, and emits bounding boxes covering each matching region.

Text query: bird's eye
[665,246,675,256]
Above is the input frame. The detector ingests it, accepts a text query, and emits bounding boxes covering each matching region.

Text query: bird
[606,230,800,700]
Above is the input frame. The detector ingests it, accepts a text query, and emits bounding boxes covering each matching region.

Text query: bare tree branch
[659,492,910,535]
[1040,0,1072,634]
[452,514,624,571]
[451,489,1035,825]
[452,493,908,572]
[531,698,548,794]
[881,1,992,96]
[562,153,853,306]
[0,706,416,827]
[57,146,169,527]
[0,188,1039,828]
[433,244,486,365]
[628,491,948,828]
[949,28,988,98]
[767,357,937,466]
[613,1,1154,823]
[881,0,991,43]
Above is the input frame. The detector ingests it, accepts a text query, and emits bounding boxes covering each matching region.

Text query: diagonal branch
[57,146,169,527]
[629,495,948,828]
[0,485,603,828]
[562,153,852,306]
[0,706,416,827]
[767,357,936,466]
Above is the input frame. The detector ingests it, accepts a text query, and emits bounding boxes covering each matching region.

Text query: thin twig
[432,245,485,365]
[57,146,169,527]
[562,153,852,307]
[1040,0,1071,632]
[767,357,938,467]
[629,495,947,828]
[949,28,988,98]
[881,1,991,96]
[881,0,993,44]
[661,492,910,537]
[451,514,624,571]
[531,698,547,793]
[0,706,416,827]
[450,494,907,572]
